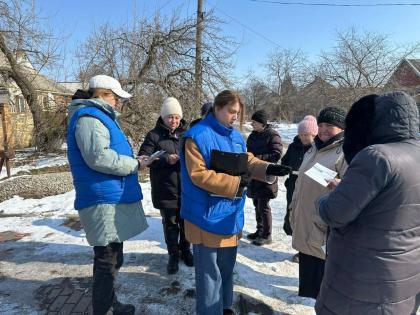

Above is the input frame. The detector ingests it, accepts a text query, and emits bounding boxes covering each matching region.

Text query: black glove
[266,164,292,176]
[239,173,251,187]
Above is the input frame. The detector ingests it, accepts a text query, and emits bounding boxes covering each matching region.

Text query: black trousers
[283,177,297,236]
[252,198,272,238]
[298,252,325,299]
[92,242,124,315]
[160,208,190,255]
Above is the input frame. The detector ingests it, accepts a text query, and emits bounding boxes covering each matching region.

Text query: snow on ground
[273,123,298,144]
[0,177,314,314]
[243,122,297,144]
[0,148,68,179]
[0,124,316,314]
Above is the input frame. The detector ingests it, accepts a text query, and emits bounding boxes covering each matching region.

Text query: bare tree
[240,71,270,116]
[75,9,237,143]
[318,27,420,105]
[0,0,63,150]
[264,48,311,120]
[265,48,310,92]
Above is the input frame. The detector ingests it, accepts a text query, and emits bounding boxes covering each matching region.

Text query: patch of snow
[0,150,68,179]
[0,123,315,314]
[0,179,314,314]
[243,121,298,144]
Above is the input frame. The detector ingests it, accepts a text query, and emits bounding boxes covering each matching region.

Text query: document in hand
[304,163,337,187]
[149,150,166,161]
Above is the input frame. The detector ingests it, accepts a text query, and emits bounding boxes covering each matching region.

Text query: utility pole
[195,0,204,106]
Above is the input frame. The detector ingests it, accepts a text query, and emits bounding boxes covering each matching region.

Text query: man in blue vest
[67,75,151,315]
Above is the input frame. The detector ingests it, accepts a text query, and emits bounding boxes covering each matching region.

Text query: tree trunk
[0,33,51,150]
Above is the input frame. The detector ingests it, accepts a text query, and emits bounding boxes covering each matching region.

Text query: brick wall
[0,92,71,150]
[391,60,420,88]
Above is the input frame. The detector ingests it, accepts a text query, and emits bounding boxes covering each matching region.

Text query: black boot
[180,249,194,267]
[223,309,235,315]
[252,235,272,246]
[167,253,179,274]
[246,231,260,240]
[112,300,135,315]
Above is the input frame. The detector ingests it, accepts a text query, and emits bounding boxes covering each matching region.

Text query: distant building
[0,51,74,148]
[59,82,86,94]
[387,58,420,104]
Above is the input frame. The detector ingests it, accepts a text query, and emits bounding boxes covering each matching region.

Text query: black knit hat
[201,102,213,117]
[317,106,347,129]
[251,110,268,126]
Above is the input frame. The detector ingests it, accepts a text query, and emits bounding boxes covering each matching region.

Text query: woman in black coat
[246,110,283,246]
[281,115,318,236]
[139,97,193,274]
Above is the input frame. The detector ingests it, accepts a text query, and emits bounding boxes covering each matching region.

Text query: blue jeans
[193,244,237,315]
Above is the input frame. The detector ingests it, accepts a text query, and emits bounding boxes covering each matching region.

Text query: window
[43,95,50,109]
[15,95,26,113]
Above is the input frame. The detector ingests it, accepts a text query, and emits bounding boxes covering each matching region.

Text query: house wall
[0,104,33,149]
[391,61,420,87]
[387,60,420,105]
[0,104,15,150]
[0,93,70,150]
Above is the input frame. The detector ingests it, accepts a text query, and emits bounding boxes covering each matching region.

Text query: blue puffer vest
[67,104,142,210]
[180,113,247,235]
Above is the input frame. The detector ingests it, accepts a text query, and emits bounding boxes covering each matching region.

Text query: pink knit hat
[303,115,317,122]
[298,115,318,135]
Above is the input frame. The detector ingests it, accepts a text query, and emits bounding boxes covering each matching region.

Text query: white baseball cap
[88,75,132,99]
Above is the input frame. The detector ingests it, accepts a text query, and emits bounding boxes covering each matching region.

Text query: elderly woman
[289,106,347,299]
[315,92,420,315]
[180,90,291,315]
[67,75,150,315]
[281,115,318,238]
[139,97,193,275]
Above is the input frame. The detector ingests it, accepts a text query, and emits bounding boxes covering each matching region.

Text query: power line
[158,0,177,11]
[250,0,420,7]
[208,0,283,48]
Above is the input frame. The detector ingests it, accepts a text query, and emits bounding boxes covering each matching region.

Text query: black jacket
[246,125,283,199]
[138,117,187,209]
[281,135,312,204]
[189,117,202,128]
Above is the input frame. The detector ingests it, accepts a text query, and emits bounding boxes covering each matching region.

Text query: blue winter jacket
[180,113,247,235]
[67,100,143,210]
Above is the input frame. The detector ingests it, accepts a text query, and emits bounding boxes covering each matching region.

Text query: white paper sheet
[304,163,337,187]
[149,150,166,161]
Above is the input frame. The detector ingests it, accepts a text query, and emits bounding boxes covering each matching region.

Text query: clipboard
[210,150,248,176]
